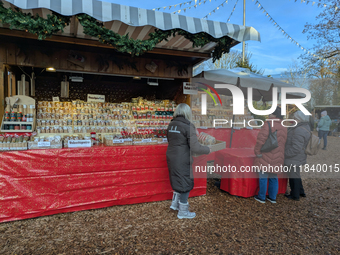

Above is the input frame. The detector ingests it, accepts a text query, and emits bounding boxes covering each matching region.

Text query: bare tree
[282,60,310,88]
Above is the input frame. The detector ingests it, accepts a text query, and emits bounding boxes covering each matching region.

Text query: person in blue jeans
[253,107,288,204]
[258,172,279,203]
[317,111,332,150]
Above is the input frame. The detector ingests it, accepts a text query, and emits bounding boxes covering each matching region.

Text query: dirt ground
[0,135,339,255]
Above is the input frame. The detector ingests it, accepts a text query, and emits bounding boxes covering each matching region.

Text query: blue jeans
[318,130,328,147]
[258,172,278,201]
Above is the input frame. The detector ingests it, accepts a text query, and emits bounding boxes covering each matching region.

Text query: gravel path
[0,135,339,254]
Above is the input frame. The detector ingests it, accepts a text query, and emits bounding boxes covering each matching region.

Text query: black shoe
[266,196,276,204]
[322,147,327,150]
[284,194,300,201]
[254,195,265,204]
[214,181,221,189]
[300,193,306,197]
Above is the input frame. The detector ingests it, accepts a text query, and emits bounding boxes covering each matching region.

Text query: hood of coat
[321,115,331,122]
[288,121,310,133]
[171,116,191,125]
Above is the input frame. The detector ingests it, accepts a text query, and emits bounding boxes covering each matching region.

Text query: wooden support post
[0,64,5,123]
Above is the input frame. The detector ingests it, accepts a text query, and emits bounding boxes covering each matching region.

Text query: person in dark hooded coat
[284,111,311,201]
[166,103,210,219]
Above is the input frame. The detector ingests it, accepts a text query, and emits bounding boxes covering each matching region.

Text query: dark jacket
[309,115,315,131]
[166,116,210,193]
[284,122,311,166]
[254,118,287,172]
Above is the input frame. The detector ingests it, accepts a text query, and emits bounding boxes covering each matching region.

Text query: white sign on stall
[68,140,92,148]
[38,142,51,147]
[87,94,105,103]
[183,82,198,95]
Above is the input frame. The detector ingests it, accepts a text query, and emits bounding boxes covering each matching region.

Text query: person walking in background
[166,103,210,219]
[254,107,287,204]
[284,111,311,201]
[317,111,332,150]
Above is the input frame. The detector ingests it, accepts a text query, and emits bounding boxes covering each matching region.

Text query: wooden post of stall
[185,78,191,106]
[0,65,4,123]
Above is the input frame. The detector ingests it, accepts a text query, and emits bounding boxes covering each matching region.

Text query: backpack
[301,127,321,156]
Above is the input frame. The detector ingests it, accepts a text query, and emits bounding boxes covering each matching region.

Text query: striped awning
[2,0,261,53]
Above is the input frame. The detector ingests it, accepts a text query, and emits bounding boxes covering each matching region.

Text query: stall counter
[0,145,208,223]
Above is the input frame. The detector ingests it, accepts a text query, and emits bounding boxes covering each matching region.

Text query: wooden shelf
[2,121,34,124]
[0,130,33,133]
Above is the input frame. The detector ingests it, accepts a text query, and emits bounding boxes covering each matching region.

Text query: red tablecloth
[0,145,208,223]
[215,148,288,198]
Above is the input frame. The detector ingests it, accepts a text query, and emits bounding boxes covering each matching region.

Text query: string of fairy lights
[227,0,239,22]
[202,0,229,19]
[288,0,339,11]
[151,0,339,64]
[154,0,338,13]
[254,0,340,65]
[152,0,215,12]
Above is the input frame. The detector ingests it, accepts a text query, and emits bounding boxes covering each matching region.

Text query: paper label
[199,127,208,129]
[68,140,92,148]
[113,139,124,143]
[162,138,168,143]
[87,94,105,103]
[142,139,152,143]
[52,97,60,102]
[38,142,51,147]
[183,82,198,95]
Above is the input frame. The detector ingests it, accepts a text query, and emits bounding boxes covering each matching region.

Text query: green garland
[0,2,233,61]
[0,1,70,40]
[77,14,232,62]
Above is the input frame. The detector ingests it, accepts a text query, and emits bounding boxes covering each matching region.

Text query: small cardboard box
[192,140,226,157]
[209,140,226,152]
[104,137,133,146]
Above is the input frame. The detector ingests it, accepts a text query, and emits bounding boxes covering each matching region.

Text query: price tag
[113,139,124,143]
[68,140,92,148]
[215,126,223,129]
[123,138,133,142]
[162,138,168,143]
[199,127,208,129]
[53,97,60,102]
[38,142,51,147]
[142,139,152,143]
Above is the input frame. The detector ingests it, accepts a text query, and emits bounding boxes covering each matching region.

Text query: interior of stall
[0,65,190,150]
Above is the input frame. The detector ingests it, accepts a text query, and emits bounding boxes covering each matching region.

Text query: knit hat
[294,111,309,122]
[321,111,327,116]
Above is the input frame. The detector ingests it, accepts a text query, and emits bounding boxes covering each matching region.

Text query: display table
[215,148,288,198]
[0,145,209,223]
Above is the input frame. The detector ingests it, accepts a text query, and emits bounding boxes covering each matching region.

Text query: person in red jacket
[253,107,288,203]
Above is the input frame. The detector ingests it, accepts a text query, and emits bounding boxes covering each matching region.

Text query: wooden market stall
[0,0,261,223]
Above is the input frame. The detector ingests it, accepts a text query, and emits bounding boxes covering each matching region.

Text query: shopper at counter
[254,107,287,204]
[166,103,210,219]
[284,111,311,201]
